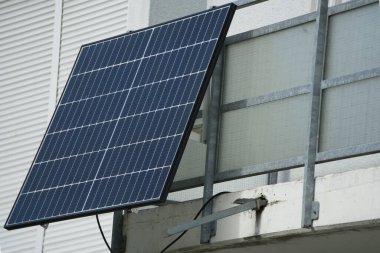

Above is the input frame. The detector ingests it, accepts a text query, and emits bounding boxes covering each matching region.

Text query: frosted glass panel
[325,3,380,79]
[167,186,204,202]
[223,22,315,103]
[219,95,309,172]
[319,77,380,151]
[174,139,206,181]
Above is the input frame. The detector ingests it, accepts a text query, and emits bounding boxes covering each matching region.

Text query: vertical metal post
[302,0,328,228]
[201,52,224,243]
[111,210,125,253]
[201,87,210,144]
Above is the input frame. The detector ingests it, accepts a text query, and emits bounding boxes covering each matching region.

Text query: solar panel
[5,4,236,230]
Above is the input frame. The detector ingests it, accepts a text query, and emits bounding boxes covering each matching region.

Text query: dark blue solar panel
[5,4,235,230]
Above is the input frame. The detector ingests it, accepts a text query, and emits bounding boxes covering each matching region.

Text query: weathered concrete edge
[174,219,380,252]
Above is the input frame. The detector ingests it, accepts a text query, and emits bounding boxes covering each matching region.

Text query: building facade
[1,0,379,252]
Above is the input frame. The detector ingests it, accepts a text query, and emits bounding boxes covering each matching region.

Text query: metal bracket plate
[312,201,320,221]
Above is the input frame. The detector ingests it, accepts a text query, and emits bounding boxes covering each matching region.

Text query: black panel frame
[5,3,236,230]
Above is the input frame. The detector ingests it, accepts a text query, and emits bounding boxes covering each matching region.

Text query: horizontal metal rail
[321,67,380,89]
[221,85,311,112]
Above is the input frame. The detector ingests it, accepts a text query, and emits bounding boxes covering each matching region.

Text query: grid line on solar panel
[21,165,170,195]
[61,38,217,106]
[59,68,207,106]
[35,66,205,161]
[48,100,198,135]
[5,4,235,229]
[38,50,209,160]
[71,38,218,77]
[51,40,216,132]
[32,132,184,166]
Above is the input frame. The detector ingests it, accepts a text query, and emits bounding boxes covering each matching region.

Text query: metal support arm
[167,197,267,236]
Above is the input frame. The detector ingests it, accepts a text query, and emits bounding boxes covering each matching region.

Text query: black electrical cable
[96,214,113,253]
[160,191,231,253]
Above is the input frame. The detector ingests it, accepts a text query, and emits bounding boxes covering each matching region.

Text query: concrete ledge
[179,220,380,252]
[123,167,380,252]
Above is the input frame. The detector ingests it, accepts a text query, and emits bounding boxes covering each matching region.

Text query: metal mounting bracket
[311,201,320,221]
[166,196,267,236]
[40,223,49,229]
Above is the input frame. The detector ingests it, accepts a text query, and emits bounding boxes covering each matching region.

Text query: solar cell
[5,3,236,230]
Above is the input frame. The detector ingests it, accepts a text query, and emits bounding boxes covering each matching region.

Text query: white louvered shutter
[0,0,55,252]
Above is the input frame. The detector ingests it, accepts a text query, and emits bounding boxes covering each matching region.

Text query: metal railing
[169,0,380,242]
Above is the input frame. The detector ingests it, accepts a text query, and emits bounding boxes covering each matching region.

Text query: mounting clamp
[40,223,49,229]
